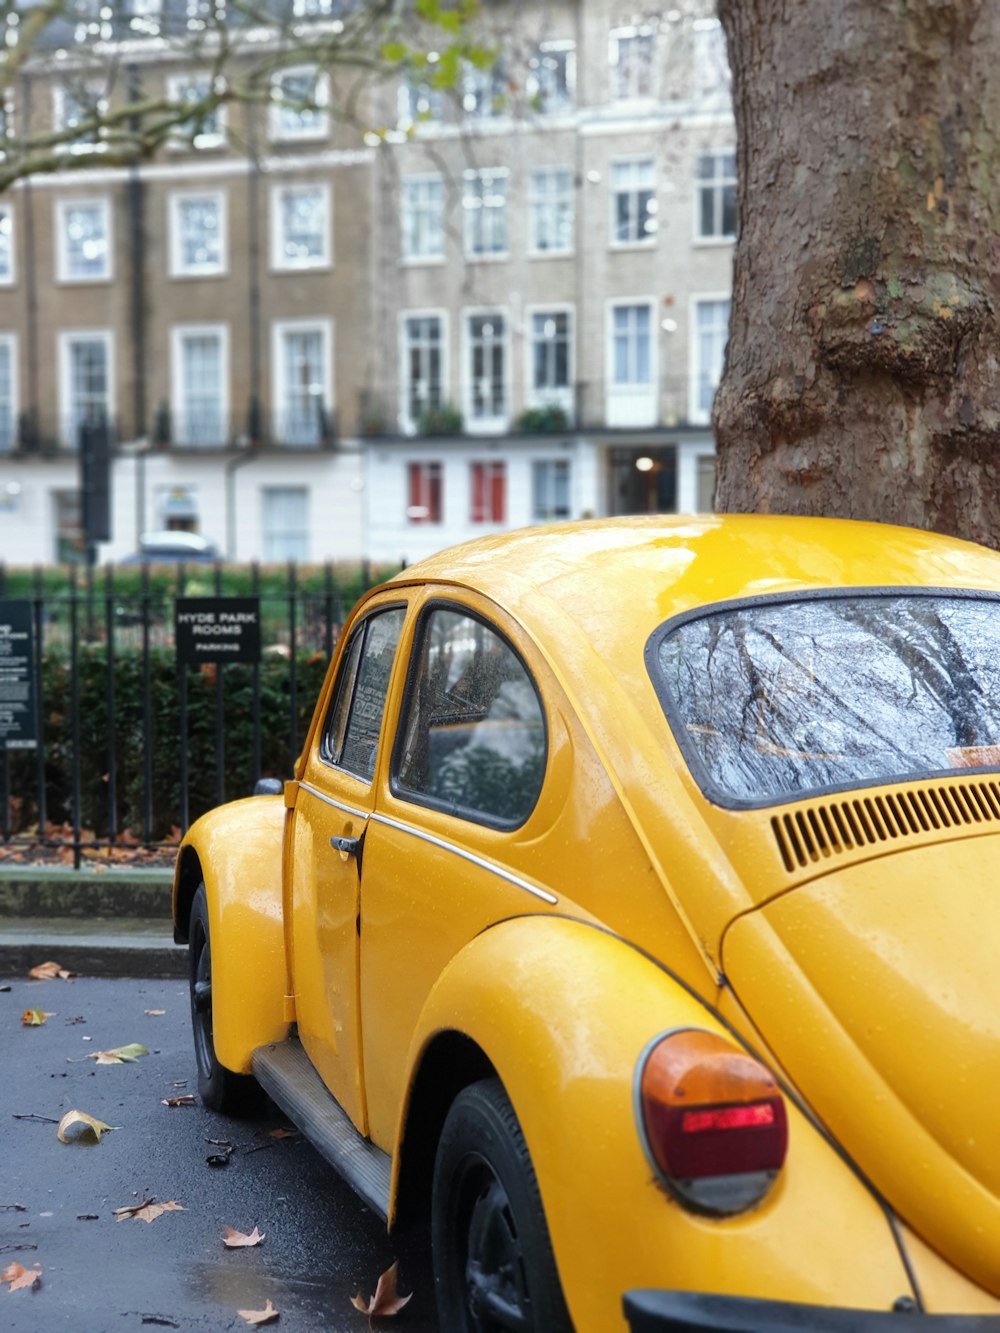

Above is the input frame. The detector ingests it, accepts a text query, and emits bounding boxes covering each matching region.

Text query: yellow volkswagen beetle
[172,515,1000,1331]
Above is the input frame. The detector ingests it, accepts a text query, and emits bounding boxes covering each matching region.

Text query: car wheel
[432,1078,573,1332]
[188,883,258,1114]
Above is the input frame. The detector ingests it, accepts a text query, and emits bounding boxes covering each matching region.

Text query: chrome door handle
[330,835,360,855]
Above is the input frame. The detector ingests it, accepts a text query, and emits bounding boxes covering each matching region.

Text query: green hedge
[7,646,330,841]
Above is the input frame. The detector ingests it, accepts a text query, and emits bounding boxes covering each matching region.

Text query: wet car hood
[722,834,1000,1298]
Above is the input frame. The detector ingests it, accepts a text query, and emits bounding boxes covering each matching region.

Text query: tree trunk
[715,0,1000,546]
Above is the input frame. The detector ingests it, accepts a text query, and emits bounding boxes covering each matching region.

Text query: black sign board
[175,598,261,665]
[0,600,37,750]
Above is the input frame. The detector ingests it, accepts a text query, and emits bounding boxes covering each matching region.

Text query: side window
[320,608,406,782]
[394,607,546,826]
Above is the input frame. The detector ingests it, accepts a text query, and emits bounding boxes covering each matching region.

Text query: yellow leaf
[56,1110,116,1144]
[90,1043,149,1064]
[238,1299,279,1326]
[223,1225,265,1248]
[1,1262,42,1292]
[350,1261,412,1318]
[114,1198,185,1224]
[21,1009,55,1026]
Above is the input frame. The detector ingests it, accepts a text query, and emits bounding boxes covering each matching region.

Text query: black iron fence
[0,558,398,868]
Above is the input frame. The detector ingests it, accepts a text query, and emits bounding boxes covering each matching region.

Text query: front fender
[396,916,916,1333]
[173,796,289,1073]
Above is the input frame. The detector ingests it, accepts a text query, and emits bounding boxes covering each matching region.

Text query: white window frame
[463,308,510,434]
[528,166,574,257]
[463,167,508,262]
[610,155,657,248]
[271,317,334,446]
[261,486,310,562]
[165,73,226,151]
[58,329,114,449]
[524,304,574,419]
[677,439,718,513]
[605,298,657,428]
[401,174,445,264]
[688,294,731,426]
[695,148,737,243]
[527,40,576,114]
[168,188,227,277]
[170,322,230,448]
[398,309,448,434]
[55,197,112,283]
[532,458,572,523]
[0,203,14,286]
[0,334,18,453]
[609,25,655,102]
[269,181,331,272]
[269,65,329,142]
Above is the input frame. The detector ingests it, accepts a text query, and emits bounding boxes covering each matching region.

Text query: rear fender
[172,796,289,1073]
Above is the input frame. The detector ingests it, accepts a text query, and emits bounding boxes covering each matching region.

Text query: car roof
[393,514,1000,641]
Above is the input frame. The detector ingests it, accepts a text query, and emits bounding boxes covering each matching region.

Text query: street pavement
[1,974,435,1331]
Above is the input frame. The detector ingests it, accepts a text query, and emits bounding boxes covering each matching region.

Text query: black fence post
[104,564,118,846]
[33,568,46,840]
[69,564,82,869]
[251,562,261,785]
[141,562,153,843]
[178,562,190,834]
[288,560,298,765]
[213,560,225,807]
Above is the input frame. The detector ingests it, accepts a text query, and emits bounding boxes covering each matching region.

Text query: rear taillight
[636,1028,788,1216]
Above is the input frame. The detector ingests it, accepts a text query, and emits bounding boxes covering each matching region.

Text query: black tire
[432,1078,574,1332]
[188,883,259,1115]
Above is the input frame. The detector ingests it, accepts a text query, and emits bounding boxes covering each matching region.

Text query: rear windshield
[649,593,1000,806]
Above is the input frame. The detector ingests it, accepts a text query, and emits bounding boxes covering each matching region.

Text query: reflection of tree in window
[323,609,405,782]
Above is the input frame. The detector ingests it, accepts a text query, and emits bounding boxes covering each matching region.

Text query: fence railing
[0,558,396,868]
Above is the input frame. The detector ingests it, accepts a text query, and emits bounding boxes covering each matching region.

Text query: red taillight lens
[637,1029,788,1215]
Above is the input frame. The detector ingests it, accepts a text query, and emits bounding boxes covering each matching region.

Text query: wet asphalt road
[0,974,435,1332]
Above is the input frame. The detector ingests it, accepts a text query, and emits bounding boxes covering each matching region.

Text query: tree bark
[715,0,1000,546]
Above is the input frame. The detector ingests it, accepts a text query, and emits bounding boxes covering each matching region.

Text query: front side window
[0,206,13,284]
[170,191,226,275]
[609,27,654,100]
[402,176,444,262]
[529,167,573,254]
[470,461,505,523]
[467,313,506,424]
[612,158,656,244]
[272,183,329,270]
[321,608,406,783]
[697,150,737,240]
[262,486,309,562]
[692,298,731,422]
[402,314,444,429]
[271,67,328,140]
[394,607,546,826]
[57,199,111,281]
[651,594,1000,806]
[173,325,227,446]
[464,168,508,259]
[408,461,442,523]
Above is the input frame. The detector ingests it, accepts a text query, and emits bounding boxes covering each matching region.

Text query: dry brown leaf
[28,961,72,981]
[268,1128,298,1140]
[238,1299,279,1326]
[145,1009,166,1017]
[20,1009,55,1026]
[223,1225,265,1248]
[162,1095,197,1107]
[113,1198,185,1224]
[1,1262,42,1292]
[350,1261,412,1319]
[89,1043,149,1064]
[56,1110,115,1144]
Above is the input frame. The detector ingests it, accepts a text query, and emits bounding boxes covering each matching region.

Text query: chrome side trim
[370,812,558,905]
[298,783,368,822]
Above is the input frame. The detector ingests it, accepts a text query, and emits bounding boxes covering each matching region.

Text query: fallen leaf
[90,1043,149,1064]
[268,1128,299,1140]
[20,1009,55,1026]
[56,1110,116,1144]
[350,1261,412,1319]
[206,1146,233,1167]
[28,961,73,981]
[145,1010,166,1017]
[238,1299,279,1326]
[162,1095,197,1107]
[114,1199,185,1224]
[223,1226,265,1248]
[1,1262,42,1292]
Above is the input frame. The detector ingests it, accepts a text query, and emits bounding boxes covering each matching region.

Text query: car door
[288,600,408,1132]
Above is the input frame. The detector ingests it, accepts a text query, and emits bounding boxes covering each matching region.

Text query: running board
[252,1038,391,1220]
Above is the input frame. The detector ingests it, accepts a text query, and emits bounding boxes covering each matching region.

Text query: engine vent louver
[770,778,1000,872]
